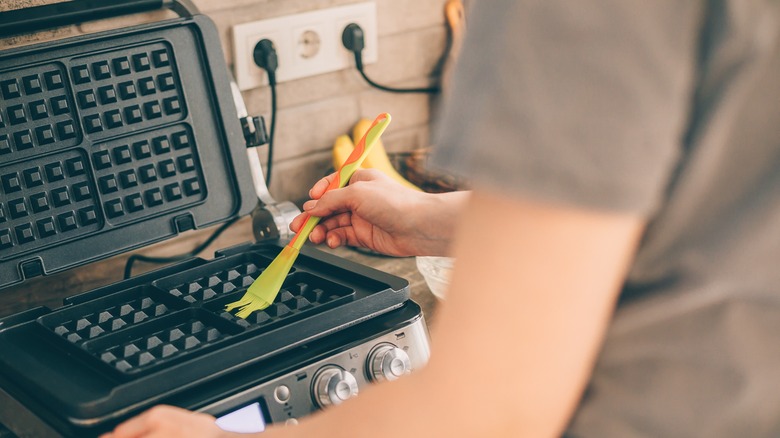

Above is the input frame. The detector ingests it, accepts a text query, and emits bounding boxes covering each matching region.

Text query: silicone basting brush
[226,113,393,318]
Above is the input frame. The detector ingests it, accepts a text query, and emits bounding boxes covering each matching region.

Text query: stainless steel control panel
[200,315,430,429]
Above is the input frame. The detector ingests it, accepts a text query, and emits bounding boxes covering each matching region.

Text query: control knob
[368,343,412,382]
[312,366,359,408]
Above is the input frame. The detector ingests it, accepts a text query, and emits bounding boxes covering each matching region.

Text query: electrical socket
[232,2,378,91]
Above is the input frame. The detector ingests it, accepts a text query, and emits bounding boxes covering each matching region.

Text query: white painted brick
[0,0,64,12]
[0,0,78,47]
[0,25,79,49]
[241,68,365,114]
[382,124,432,154]
[197,0,361,14]
[202,0,446,36]
[268,150,333,202]
[272,94,360,161]
[77,10,176,34]
[376,0,447,36]
[362,26,447,86]
[358,88,431,131]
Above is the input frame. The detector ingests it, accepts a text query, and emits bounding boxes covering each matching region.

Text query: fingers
[290,202,351,235]
[104,409,153,438]
[308,173,336,199]
[307,188,360,219]
[100,406,216,438]
[290,211,308,233]
[102,407,158,438]
[309,168,386,200]
[349,168,386,184]
[317,213,362,248]
[290,197,351,235]
[308,213,352,244]
[292,168,386,237]
[317,211,355,232]
[325,228,347,248]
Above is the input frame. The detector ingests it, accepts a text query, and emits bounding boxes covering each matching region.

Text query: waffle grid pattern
[0,41,198,262]
[0,62,80,161]
[70,43,185,141]
[92,124,205,225]
[163,259,275,303]
[0,150,99,257]
[37,253,357,376]
[211,272,355,328]
[87,310,239,374]
[41,287,182,346]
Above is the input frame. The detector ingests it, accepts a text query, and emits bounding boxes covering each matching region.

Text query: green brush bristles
[225,246,299,318]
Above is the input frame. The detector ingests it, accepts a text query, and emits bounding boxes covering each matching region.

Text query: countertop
[0,223,440,438]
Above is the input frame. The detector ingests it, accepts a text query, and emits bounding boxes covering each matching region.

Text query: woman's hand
[291,169,467,257]
[100,405,232,438]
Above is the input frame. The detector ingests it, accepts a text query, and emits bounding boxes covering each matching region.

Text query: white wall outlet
[232,2,378,90]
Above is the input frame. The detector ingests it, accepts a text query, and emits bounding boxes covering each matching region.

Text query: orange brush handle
[289,113,392,250]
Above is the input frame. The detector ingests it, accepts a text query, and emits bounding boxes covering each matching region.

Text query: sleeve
[431,0,704,215]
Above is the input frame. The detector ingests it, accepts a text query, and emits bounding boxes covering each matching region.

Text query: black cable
[123,217,240,279]
[253,39,279,187]
[342,23,440,95]
[267,76,277,186]
[354,51,440,94]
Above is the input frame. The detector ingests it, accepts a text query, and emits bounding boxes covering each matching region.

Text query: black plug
[253,39,278,84]
[340,23,440,94]
[342,23,365,52]
[252,39,279,187]
[342,23,365,67]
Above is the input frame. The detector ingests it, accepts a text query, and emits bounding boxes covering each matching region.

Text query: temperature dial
[312,366,359,408]
[368,343,412,382]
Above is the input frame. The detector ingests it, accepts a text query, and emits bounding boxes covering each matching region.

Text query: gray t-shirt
[433,1,780,436]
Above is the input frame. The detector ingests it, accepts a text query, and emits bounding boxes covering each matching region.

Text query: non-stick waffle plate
[0,15,257,290]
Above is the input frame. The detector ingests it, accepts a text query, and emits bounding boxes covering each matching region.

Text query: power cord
[123,217,240,279]
[342,23,440,94]
[253,39,279,187]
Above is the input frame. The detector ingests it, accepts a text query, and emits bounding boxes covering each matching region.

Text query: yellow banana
[351,119,421,191]
[332,134,354,170]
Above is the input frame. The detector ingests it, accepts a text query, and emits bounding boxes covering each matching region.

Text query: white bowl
[415,256,454,300]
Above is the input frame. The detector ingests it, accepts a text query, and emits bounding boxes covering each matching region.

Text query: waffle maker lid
[0,0,258,291]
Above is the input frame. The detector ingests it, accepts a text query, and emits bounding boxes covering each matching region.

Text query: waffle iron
[0,2,431,436]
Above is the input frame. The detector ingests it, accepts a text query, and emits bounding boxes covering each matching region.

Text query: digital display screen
[215,402,267,434]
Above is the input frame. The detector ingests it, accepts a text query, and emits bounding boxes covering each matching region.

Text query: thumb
[304,186,360,219]
[349,168,389,185]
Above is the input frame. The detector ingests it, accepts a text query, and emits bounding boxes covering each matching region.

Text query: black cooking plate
[0,6,256,290]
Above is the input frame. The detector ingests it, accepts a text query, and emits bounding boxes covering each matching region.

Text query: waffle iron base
[0,242,430,437]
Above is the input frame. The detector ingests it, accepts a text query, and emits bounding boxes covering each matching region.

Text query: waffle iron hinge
[229,81,301,244]
[241,115,268,149]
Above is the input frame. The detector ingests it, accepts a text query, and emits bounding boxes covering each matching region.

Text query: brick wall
[1,0,447,202]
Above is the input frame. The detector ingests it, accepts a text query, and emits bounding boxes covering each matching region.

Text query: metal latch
[241,115,269,148]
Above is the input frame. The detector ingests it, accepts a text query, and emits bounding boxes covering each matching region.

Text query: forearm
[410,190,470,256]
[261,190,644,438]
